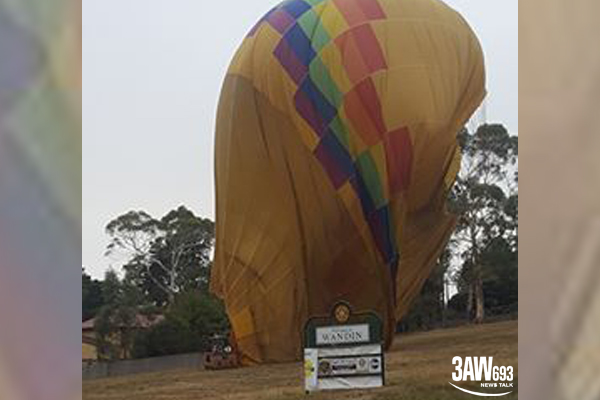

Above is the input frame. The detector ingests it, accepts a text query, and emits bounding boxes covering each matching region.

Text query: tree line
[83,123,517,359]
[83,206,229,360]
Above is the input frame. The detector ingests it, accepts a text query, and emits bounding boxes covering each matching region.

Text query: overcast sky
[83,0,518,279]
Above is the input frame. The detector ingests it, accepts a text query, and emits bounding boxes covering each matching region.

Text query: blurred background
[520,1,600,399]
[0,0,81,399]
[1,0,599,399]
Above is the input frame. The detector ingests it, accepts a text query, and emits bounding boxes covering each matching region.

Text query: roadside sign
[303,302,385,393]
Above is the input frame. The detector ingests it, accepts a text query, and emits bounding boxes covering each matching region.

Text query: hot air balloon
[212,0,485,363]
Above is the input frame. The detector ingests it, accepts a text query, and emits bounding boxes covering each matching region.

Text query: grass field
[83,320,518,400]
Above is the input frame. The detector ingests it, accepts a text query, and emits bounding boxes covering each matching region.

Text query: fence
[83,352,204,380]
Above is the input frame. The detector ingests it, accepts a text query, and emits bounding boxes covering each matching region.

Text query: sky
[83,0,518,279]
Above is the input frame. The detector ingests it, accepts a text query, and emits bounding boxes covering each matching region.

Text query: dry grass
[83,320,518,400]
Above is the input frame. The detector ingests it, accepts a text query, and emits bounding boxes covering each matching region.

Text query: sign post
[303,301,385,393]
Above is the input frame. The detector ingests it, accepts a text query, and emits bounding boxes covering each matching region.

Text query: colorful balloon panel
[213,0,485,363]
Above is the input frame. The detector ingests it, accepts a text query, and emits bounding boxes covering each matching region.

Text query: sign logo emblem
[334,303,351,323]
[318,360,332,375]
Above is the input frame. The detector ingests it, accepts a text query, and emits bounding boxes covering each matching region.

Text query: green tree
[449,124,518,323]
[449,236,517,318]
[82,268,104,321]
[480,236,518,314]
[132,291,229,358]
[105,206,215,306]
[94,269,142,360]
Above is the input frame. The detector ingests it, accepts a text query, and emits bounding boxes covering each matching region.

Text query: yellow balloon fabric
[212,0,485,363]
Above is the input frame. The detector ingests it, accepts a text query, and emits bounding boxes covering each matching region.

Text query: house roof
[82,318,95,330]
[82,314,164,331]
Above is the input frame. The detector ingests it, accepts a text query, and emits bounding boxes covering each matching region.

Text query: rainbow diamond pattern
[248,0,414,273]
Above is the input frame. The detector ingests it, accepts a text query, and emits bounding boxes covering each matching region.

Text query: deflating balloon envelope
[212,0,485,363]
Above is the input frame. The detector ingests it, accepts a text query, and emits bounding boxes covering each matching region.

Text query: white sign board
[304,344,383,392]
[303,303,385,393]
[315,324,370,345]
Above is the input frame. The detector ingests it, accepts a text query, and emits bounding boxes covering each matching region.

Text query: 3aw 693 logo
[449,357,515,397]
